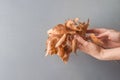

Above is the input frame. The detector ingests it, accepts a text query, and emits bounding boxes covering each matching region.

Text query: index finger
[87,28,107,34]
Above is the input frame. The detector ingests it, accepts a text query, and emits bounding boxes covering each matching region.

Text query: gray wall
[0,0,120,80]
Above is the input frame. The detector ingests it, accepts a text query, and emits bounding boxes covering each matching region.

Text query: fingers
[74,35,86,51]
[87,28,107,34]
[74,35,88,46]
[97,32,109,39]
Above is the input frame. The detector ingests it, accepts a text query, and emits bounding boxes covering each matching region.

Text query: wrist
[94,48,105,60]
[99,48,106,60]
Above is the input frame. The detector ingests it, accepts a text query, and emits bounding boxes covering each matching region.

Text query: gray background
[0,0,120,80]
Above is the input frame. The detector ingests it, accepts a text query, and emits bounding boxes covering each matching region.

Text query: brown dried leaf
[62,53,69,63]
[90,33,104,46]
[47,24,67,35]
[57,46,65,58]
[55,34,67,48]
[72,39,77,53]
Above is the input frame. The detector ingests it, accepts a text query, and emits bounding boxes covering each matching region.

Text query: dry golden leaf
[72,39,77,53]
[47,24,67,35]
[57,46,65,58]
[90,33,104,46]
[55,34,67,48]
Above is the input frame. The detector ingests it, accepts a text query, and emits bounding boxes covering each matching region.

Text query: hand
[74,35,120,60]
[87,28,120,48]
[74,35,104,60]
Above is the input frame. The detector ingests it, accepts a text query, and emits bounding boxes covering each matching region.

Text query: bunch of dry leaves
[46,18,103,63]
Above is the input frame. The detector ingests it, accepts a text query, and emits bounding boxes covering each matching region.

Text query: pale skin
[74,28,120,60]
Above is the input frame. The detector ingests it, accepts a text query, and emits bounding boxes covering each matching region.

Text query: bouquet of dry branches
[45,18,103,63]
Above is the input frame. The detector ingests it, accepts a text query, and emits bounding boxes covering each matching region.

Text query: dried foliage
[46,18,103,63]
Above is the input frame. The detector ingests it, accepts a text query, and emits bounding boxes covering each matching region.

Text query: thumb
[74,35,88,46]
